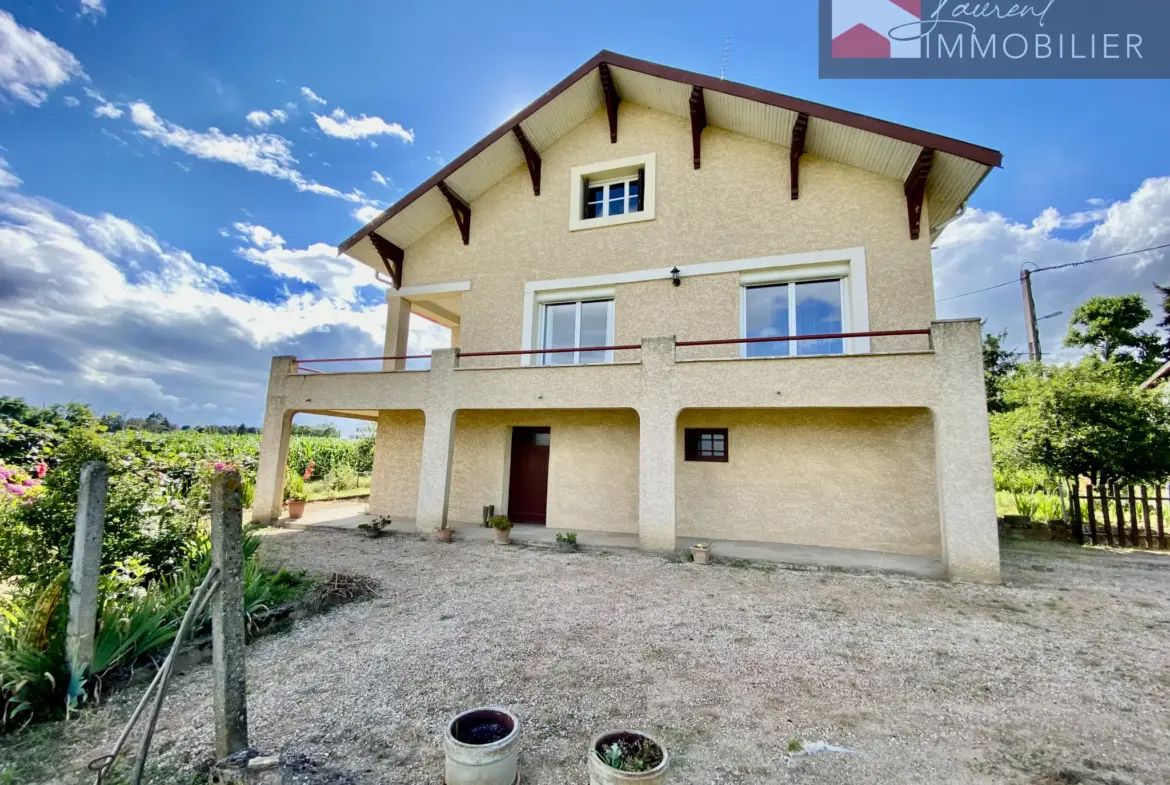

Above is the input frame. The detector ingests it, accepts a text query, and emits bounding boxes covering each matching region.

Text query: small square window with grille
[684,428,728,462]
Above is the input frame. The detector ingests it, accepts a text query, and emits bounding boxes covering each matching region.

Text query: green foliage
[292,423,341,438]
[1063,294,1162,384]
[324,463,359,491]
[596,737,662,773]
[489,515,512,531]
[982,328,1020,413]
[284,471,306,503]
[0,575,68,728]
[555,532,577,544]
[991,359,1170,488]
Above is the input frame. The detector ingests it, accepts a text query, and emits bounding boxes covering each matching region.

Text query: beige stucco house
[253,51,1004,583]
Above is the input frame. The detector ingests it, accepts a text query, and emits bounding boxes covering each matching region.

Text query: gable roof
[340,50,1002,273]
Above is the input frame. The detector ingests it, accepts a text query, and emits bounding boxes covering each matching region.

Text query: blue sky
[1,0,1168,432]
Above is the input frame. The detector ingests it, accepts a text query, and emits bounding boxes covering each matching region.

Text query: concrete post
[209,469,249,758]
[65,461,107,678]
[930,319,1001,584]
[253,356,296,524]
[383,294,413,371]
[416,348,459,532]
[637,337,679,551]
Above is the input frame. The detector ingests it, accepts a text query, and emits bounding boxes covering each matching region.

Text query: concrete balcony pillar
[253,356,297,523]
[637,337,679,551]
[930,319,1001,584]
[415,348,460,532]
[383,294,412,371]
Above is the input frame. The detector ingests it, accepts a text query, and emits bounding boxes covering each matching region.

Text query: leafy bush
[0,532,309,728]
[489,515,512,531]
[324,463,359,491]
[284,471,306,503]
[555,532,577,544]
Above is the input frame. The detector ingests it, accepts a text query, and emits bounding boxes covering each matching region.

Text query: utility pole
[1020,268,1041,362]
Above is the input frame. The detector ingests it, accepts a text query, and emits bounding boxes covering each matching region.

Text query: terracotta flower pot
[438,528,454,543]
[286,500,305,519]
[690,546,710,564]
[493,528,512,545]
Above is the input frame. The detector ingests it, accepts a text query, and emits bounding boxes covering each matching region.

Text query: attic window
[569,153,656,231]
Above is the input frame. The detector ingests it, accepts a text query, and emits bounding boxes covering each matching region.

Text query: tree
[981,328,1019,413]
[1063,294,1162,385]
[292,423,341,438]
[1154,283,1170,362]
[990,359,1170,493]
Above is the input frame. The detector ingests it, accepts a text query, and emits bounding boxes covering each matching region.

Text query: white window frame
[569,153,656,232]
[584,174,641,220]
[739,277,849,358]
[536,291,616,366]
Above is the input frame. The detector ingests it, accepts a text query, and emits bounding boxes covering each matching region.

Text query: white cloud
[0,157,20,189]
[0,10,85,106]
[127,100,366,204]
[935,176,1170,361]
[313,108,414,143]
[371,170,388,187]
[245,108,289,128]
[0,188,407,426]
[300,86,326,105]
[85,87,122,118]
[63,95,79,107]
[353,204,382,224]
[232,223,378,303]
[79,0,106,20]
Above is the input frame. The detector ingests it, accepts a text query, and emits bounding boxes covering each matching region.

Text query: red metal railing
[292,329,930,373]
[676,328,930,348]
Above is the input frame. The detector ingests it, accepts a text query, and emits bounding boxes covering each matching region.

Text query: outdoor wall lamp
[670,266,681,287]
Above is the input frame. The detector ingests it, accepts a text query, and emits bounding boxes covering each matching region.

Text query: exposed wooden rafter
[368,233,404,289]
[689,86,706,169]
[903,148,934,240]
[789,112,809,200]
[598,62,620,143]
[512,125,541,196]
[437,181,471,245]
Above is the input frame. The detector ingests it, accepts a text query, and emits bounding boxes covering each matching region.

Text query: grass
[305,474,371,502]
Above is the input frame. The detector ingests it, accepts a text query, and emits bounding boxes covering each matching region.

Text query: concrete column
[383,294,412,371]
[210,469,249,757]
[637,337,679,551]
[66,461,107,680]
[253,356,296,523]
[930,319,1001,584]
[415,348,459,531]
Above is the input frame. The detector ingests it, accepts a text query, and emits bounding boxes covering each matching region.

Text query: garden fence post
[66,461,107,681]
[210,468,249,758]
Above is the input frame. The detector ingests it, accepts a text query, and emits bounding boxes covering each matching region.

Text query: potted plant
[489,515,513,545]
[588,730,669,784]
[284,471,307,519]
[555,532,578,552]
[438,523,454,543]
[690,542,711,564]
[443,707,521,785]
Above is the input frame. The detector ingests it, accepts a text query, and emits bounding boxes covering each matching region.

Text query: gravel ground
[9,532,1170,785]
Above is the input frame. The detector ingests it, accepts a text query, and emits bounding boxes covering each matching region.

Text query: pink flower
[35,462,47,478]
[22,479,34,487]
[303,461,315,481]
[0,469,10,481]
[215,462,226,471]
[5,483,24,496]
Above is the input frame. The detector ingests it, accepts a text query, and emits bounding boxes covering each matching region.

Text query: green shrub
[489,515,512,531]
[555,532,577,544]
[325,463,359,491]
[284,471,306,503]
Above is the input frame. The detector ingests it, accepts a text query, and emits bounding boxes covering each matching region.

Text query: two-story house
[253,51,1003,583]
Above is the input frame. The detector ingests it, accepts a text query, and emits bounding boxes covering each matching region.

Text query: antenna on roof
[720,36,732,80]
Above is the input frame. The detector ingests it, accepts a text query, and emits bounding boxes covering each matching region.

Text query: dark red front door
[508,427,550,524]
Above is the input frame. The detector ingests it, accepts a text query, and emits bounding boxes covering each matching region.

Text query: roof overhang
[340,50,1003,274]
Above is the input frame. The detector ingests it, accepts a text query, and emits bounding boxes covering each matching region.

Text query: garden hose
[88,566,221,785]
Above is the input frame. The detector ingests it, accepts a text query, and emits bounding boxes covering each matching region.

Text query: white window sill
[569,210,654,232]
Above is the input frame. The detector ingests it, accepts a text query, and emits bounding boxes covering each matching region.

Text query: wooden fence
[1069,483,1170,549]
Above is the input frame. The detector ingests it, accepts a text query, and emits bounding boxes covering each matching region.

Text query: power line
[937,241,1170,303]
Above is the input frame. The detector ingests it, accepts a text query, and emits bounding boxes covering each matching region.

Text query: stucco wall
[396,101,934,356]
[372,408,640,532]
[368,410,425,519]
[675,407,941,556]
